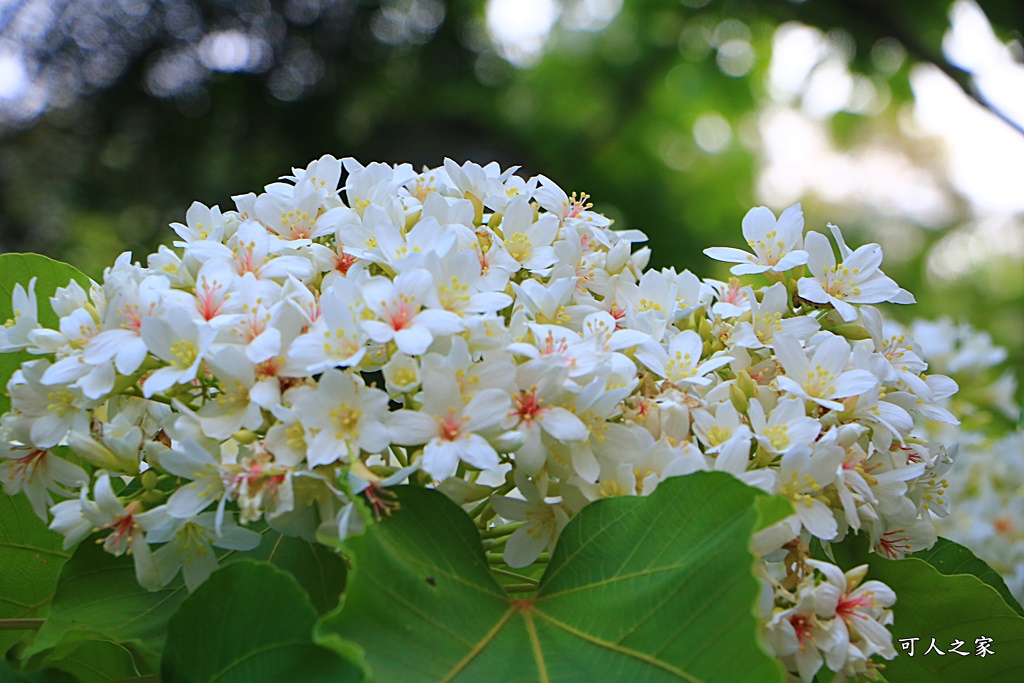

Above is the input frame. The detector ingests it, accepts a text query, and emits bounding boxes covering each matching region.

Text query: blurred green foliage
[0,0,1020,379]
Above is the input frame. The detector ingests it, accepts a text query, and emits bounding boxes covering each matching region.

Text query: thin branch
[0,618,44,630]
[847,0,1024,137]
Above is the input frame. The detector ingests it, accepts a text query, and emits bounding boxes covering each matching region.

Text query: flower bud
[729,383,750,414]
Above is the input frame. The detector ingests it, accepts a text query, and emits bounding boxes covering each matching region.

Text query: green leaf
[317,471,784,683]
[913,537,1024,617]
[248,534,346,615]
[754,493,794,532]
[0,494,71,657]
[44,639,145,683]
[22,542,184,665]
[0,661,77,683]
[826,535,1024,683]
[162,561,363,683]
[19,526,345,667]
[0,254,91,415]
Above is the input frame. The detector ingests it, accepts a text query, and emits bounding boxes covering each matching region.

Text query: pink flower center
[837,593,873,622]
[789,613,812,647]
[103,501,142,556]
[388,303,415,331]
[438,412,465,441]
[9,448,46,481]
[334,252,358,275]
[877,530,910,559]
[512,388,545,424]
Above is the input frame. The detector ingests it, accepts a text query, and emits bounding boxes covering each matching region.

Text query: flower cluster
[910,319,1024,602]
[762,559,896,682]
[0,156,961,680]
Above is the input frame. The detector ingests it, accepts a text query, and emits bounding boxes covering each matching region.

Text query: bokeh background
[0,0,1021,386]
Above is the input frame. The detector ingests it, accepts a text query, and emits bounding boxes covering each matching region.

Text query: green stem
[480,521,525,539]
[482,535,510,550]
[389,446,409,468]
[468,481,515,521]
[491,568,539,585]
[504,583,539,594]
[0,618,44,630]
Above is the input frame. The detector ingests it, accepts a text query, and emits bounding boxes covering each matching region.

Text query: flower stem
[491,567,539,586]
[389,446,409,468]
[469,481,514,522]
[479,521,525,539]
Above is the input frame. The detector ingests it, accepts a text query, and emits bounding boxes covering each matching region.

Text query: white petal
[832,370,877,398]
[421,440,460,480]
[798,499,838,540]
[167,484,216,518]
[394,324,434,356]
[538,407,589,442]
[503,523,549,568]
[702,246,756,265]
[460,434,499,471]
[389,410,439,445]
[464,390,512,432]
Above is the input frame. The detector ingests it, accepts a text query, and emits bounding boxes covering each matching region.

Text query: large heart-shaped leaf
[0,494,71,657]
[913,537,1024,616]
[44,639,146,683]
[826,535,1024,683]
[248,534,346,615]
[317,471,785,682]
[21,526,346,667]
[162,561,363,683]
[0,253,92,415]
[22,542,184,665]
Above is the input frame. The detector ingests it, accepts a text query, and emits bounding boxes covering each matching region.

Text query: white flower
[492,474,568,568]
[422,249,513,315]
[636,330,733,386]
[195,347,265,440]
[774,333,877,411]
[158,440,231,519]
[731,283,819,349]
[534,175,609,227]
[85,273,169,376]
[0,417,88,519]
[293,369,391,467]
[797,225,913,322]
[80,474,169,590]
[140,307,216,397]
[7,360,92,448]
[149,511,261,590]
[505,365,589,475]
[704,203,808,275]
[775,441,843,540]
[255,178,340,242]
[390,369,510,480]
[0,277,39,352]
[288,277,368,374]
[691,401,751,453]
[807,561,897,663]
[170,201,227,245]
[361,269,462,356]
[748,398,821,455]
[496,197,559,273]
